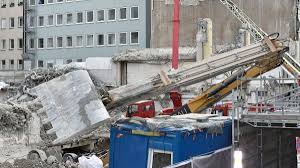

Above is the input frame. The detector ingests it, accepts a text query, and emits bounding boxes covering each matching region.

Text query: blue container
[109,120,232,168]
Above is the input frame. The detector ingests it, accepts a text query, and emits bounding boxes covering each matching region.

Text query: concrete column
[196,18,213,62]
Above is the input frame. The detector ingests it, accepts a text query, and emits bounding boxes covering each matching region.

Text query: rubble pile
[0,103,31,133]
[0,67,120,166]
[0,158,78,168]
[22,67,84,89]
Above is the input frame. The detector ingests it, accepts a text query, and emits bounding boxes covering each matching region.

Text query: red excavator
[126,91,182,118]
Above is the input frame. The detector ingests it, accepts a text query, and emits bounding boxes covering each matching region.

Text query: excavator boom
[172,55,282,115]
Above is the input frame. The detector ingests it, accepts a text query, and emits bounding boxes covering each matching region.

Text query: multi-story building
[0,0,24,71]
[25,0,151,69]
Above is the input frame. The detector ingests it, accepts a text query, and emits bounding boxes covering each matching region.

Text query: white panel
[86,57,112,70]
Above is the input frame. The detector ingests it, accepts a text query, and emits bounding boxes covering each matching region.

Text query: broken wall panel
[31,70,110,144]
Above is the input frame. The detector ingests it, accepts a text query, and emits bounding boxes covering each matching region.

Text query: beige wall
[151,0,297,51]
[0,3,23,71]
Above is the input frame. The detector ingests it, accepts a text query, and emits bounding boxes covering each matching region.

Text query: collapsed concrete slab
[31,70,110,145]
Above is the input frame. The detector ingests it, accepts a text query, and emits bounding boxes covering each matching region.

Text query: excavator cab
[126,100,155,118]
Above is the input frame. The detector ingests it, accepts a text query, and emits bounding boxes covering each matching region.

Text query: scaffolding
[233,75,300,129]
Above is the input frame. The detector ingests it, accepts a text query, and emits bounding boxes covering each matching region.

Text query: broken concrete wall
[151,0,297,50]
[31,70,110,144]
[0,108,41,163]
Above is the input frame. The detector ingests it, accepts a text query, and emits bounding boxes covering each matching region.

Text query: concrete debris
[112,47,196,64]
[0,157,71,168]
[30,70,110,144]
[0,103,31,132]
[22,67,83,90]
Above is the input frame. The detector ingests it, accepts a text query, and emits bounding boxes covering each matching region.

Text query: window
[38,0,44,4]
[18,38,23,49]
[56,14,63,25]
[1,18,6,29]
[47,37,54,48]
[9,17,14,28]
[97,10,104,22]
[9,0,14,7]
[29,0,34,5]
[66,13,72,24]
[97,34,104,46]
[86,34,94,47]
[76,35,83,47]
[131,6,139,19]
[38,16,44,27]
[107,33,116,46]
[76,12,83,23]
[18,60,23,70]
[47,62,53,68]
[9,39,14,49]
[66,36,72,47]
[119,32,127,45]
[1,39,6,50]
[56,0,63,2]
[38,38,44,49]
[38,60,43,68]
[1,0,6,7]
[9,60,14,70]
[29,16,34,27]
[29,38,35,49]
[56,37,63,48]
[119,7,127,20]
[47,15,54,26]
[130,32,139,44]
[17,0,23,6]
[47,0,53,4]
[66,59,72,64]
[108,9,116,21]
[77,59,82,62]
[86,11,94,23]
[18,16,23,27]
[1,60,5,70]
[147,149,173,168]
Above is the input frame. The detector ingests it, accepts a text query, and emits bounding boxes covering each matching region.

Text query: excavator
[170,0,300,115]
[125,0,300,118]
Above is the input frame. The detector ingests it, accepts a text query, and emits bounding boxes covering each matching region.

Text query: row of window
[29,7,139,27]
[28,32,139,49]
[0,38,23,50]
[37,58,83,68]
[0,59,23,70]
[1,0,23,8]
[1,17,23,29]
[29,0,83,6]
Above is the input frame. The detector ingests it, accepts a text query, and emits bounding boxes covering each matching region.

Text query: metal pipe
[172,0,180,70]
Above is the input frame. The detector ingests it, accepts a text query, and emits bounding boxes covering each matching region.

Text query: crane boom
[220,0,300,77]
[107,38,286,109]
[172,55,282,115]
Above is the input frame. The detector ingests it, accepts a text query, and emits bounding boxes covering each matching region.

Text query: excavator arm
[172,54,283,115]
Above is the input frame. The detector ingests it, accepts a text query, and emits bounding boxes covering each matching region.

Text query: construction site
[1,0,300,168]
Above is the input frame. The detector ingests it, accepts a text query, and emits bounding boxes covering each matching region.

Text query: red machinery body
[212,102,232,116]
[247,103,275,113]
[126,100,155,118]
[160,91,182,115]
[126,91,182,118]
